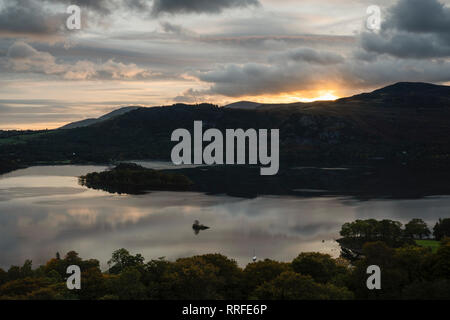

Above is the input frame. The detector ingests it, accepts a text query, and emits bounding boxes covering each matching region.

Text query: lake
[0,163,449,270]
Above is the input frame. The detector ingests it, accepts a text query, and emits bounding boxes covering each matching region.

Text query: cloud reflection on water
[0,164,449,269]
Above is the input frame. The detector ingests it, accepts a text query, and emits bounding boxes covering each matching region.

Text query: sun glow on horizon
[232,90,340,105]
[296,91,339,102]
[3,89,342,130]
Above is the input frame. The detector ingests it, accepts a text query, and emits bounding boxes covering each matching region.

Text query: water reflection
[0,164,449,269]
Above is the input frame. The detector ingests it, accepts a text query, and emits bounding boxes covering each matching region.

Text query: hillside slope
[1,82,450,169]
[60,106,139,129]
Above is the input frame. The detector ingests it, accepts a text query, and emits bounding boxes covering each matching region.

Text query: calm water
[0,163,449,269]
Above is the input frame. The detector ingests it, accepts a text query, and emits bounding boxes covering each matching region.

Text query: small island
[79,163,193,194]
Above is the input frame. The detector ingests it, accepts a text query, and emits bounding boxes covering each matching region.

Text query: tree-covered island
[79,163,193,194]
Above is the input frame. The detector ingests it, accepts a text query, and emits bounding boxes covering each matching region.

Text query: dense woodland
[0,218,449,300]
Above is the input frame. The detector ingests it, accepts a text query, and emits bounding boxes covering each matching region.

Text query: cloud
[160,21,196,36]
[270,47,344,65]
[0,0,151,40]
[45,0,119,15]
[63,59,154,80]
[47,0,261,16]
[187,60,340,97]
[5,41,154,80]
[174,47,346,98]
[384,0,450,33]
[360,0,450,59]
[342,57,450,89]
[173,88,202,103]
[360,31,450,59]
[7,41,65,74]
[0,0,65,37]
[176,44,450,99]
[0,99,90,129]
[197,34,355,49]
[151,0,261,16]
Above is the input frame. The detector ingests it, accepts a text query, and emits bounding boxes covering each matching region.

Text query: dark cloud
[49,0,153,15]
[361,0,450,59]
[179,47,346,98]
[0,0,64,36]
[152,0,260,16]
[176,45,450,99]
[0,0,258,40]
[0,0,148,39]
[270,47,344,65]
[127,0,152,11]
[45,0,118,15]
[361,31,450,59]
[160,21,195,36]
[384,0,450,33]
[190,60,339,97]
[47,0,261,16]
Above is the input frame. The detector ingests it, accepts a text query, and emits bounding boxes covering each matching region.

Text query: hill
[1,82,450,171]
[336,82,450,108]
[60,106,139,129]
[223,101,262,110]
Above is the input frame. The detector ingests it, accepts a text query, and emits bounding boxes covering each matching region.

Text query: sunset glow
[296,92,340,103]
[1,0,449,130]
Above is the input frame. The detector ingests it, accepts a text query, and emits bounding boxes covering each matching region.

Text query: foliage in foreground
[0,239,449,300]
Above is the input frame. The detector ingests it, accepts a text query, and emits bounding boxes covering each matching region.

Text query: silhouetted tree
[434,218,450,240]
[404,219,430,239]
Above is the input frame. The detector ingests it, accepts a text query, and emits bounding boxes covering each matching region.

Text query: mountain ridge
[1,82,450,172]
[223,101,262,110]
[60,106,140,129]
[58,82,450,129]
[336,82,450,107]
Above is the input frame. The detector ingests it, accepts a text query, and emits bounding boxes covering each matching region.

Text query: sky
[0,0,450,129]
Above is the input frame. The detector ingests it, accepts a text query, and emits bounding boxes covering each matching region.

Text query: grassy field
[0,131,50,146]
[416,240,441,253]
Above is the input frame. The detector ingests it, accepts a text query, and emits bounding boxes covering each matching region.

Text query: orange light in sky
[296,91,340,102]
[231,90,340,104]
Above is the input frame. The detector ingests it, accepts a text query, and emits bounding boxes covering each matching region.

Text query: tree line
[340,218,450,241]
[0,219,449,300]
